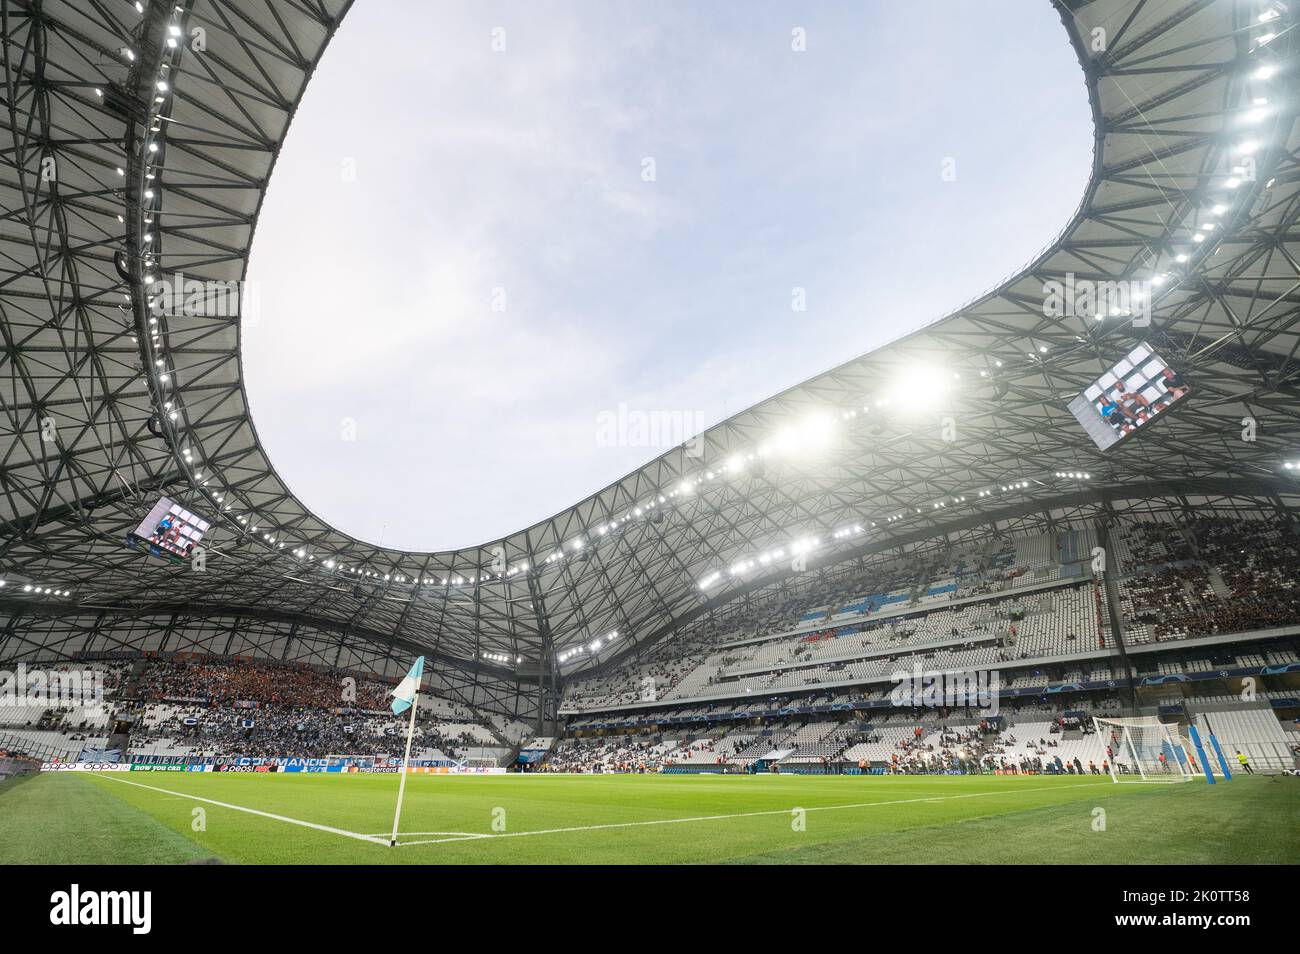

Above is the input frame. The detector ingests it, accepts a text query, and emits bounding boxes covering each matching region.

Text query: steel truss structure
[2,0,1299,719]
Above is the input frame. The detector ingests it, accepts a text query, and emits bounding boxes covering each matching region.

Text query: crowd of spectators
[876,715,1111,775]
[543,735,668,773]
[1123,518,1300,640]
[136,659,392,709]
[2,657,509,762]
[127,701,489,761]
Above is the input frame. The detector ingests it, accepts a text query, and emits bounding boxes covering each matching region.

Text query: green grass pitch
[1,771,1295,864]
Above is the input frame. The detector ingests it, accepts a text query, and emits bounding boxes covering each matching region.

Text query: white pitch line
[93,774,387,846]
[366,831,493,839]
[393,782,1079,847]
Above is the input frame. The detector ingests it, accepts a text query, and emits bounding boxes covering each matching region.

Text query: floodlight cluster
[1139,16,1284,295]
[691,470,1112,592]
[7,581,73,598]
[557,630,618,664]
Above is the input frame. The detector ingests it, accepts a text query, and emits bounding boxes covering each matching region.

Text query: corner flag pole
[386,655,425,847]
[389,688,419,847]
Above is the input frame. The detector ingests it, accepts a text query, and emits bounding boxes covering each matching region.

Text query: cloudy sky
[242,0,1092,551]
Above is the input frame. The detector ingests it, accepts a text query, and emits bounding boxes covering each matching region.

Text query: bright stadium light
[888,363,951,411]
[798,411,837,449]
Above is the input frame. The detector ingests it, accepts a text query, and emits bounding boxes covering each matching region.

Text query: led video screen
[128,496,211,560]
[1066,343,1189,452]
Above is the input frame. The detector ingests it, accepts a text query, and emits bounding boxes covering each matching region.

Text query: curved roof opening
[243,0,1092,551]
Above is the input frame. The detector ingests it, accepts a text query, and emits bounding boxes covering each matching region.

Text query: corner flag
[390,656,425,714]
[388,655,426,847]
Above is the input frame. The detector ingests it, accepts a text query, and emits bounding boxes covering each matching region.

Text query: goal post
[1092,716,1195,783]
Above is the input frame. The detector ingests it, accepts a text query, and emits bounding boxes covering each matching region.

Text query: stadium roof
[2,0,1299,707]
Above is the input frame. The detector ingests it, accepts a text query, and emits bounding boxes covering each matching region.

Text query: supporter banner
[76,746,121,763]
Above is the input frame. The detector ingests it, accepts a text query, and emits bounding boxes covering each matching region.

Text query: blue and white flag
[390,656,425,714]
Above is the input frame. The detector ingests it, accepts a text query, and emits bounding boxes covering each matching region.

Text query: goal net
[463,757,498,771]
[1093,716,1194,783]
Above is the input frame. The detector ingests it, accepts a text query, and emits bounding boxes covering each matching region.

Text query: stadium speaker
[145,413,164,438]
[651,510,665,524]
[113,248,132,283]
[98,83,136,123]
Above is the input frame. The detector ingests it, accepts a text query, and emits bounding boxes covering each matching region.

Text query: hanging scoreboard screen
[127,496,211,561]
[1066,343,1189,452]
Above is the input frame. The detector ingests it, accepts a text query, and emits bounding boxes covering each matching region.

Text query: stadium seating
[13,520,1296,777]
[1193,706,1295,771]
[561,520,1300,717]
[526,519,1300,774]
